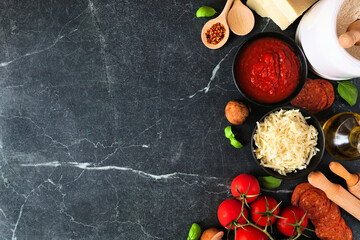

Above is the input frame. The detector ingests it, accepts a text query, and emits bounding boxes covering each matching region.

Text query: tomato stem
[228,201,313,240]
[234,184,259,208]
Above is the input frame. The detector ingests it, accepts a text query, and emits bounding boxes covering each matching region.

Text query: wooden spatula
[339,20,360,48]
[329,161,360,199]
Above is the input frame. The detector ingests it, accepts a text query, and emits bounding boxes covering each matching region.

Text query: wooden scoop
[227,0,255,36]
[201,0,234,49]
[329,161,360,199]
[338,20,360,48]
[308,171,360,221]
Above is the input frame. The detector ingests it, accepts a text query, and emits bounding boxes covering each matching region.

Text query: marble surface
[0,0,359,239]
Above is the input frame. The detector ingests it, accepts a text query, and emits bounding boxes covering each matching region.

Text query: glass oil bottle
[323,112,360,161]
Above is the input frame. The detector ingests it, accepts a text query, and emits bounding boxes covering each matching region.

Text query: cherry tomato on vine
[231,174,260,203]
[217,199,248,229]
[276,206,308,237]
[235,226,268,240]
[250,196,280,227]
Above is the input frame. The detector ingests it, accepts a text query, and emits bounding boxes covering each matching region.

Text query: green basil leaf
[337,81,358,106]
[225,126,243,148]
[230,137,243,148]
[224,126,235,139]
[187,223,201,240]
[258,176,282,189]
[196,6,217,18]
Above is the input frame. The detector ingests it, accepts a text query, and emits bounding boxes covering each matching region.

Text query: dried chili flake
[205,22,226,45]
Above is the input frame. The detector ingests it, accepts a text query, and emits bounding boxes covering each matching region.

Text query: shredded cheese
[253,109,319,175]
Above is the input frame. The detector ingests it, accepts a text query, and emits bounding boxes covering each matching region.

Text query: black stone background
[0,0,359,239]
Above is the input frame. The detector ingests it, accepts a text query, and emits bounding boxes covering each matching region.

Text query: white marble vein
[0,28,78,68]
[0,35,64,68]
[11,201,25,240]
[62,211,97,229]
[261,189,293,194]
[20,161,219,181]
[11,187,38,240]
[260,18,271,32]
[181,46,236,100]
[117,220,163,239]
[88,0,113,93]
[45,178,97,230]
[0,208,6,219]
[2,115,74,159]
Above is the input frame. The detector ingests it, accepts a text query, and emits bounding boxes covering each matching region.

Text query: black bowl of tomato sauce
[232,32,307,107]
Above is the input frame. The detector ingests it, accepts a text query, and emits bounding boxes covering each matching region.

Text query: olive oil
[323,112,360,161]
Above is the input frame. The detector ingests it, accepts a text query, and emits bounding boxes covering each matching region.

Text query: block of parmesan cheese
[246,0,317,30]
[272,0,318,23]
[247,0,291,30]
[246,0,267,17]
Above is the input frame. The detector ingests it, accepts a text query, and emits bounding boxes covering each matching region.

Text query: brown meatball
[225,100,249,125]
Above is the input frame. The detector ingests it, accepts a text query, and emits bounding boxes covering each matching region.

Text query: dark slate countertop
[0,0,359,239]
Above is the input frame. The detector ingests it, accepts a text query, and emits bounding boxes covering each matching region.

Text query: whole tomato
[276,206,308,237]
[250,196,280,227]
[217,199,248,229]
[231,174,260,203]
[235,226,268,240]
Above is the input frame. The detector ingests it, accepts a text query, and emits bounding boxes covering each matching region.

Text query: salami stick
[308,171,360,221]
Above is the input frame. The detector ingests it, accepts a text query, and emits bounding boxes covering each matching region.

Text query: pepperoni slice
[315,218,347,240]
[291,79,312,106]
[315,85,328,111]
[344,225,353,240]
[291,183,314,207]
[317,79,335,110]
[291,78,332,114]
[299,188,331,219]
[291,79,321,113]
[311,202,341,227]
[307,79,327,114]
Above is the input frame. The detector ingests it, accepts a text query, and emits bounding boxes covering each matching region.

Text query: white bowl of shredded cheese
[251,107,325,179]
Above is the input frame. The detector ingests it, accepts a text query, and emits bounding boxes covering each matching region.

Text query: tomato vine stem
[227,199,312,240]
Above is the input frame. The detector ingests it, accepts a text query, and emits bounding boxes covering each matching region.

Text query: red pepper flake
[205,22,226,45]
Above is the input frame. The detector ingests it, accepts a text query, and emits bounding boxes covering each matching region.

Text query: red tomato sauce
[235,37,300,103]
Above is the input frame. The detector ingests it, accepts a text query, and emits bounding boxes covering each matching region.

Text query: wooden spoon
[201,0,234,49]
[227,0,255,36]
[338,19,360,48]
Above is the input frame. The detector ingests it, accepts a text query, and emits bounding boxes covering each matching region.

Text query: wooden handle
[339,30,360,48]
[233,0,244,7]
[339,20,360,48]
[348,177,360,199]
[219,0,235,17]
[329,161,359,187]
[308,171,360,221]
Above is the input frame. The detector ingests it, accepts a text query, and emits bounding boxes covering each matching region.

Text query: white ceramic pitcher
[296,0,360,80]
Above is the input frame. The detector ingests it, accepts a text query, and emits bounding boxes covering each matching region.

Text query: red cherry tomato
[235,226,268,240]
[217,199,248,229]
[231,174,260,203]
[250,196,280,227]
[276,206,308,237]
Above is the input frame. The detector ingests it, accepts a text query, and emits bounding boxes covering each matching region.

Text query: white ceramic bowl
[296,0,360,80]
